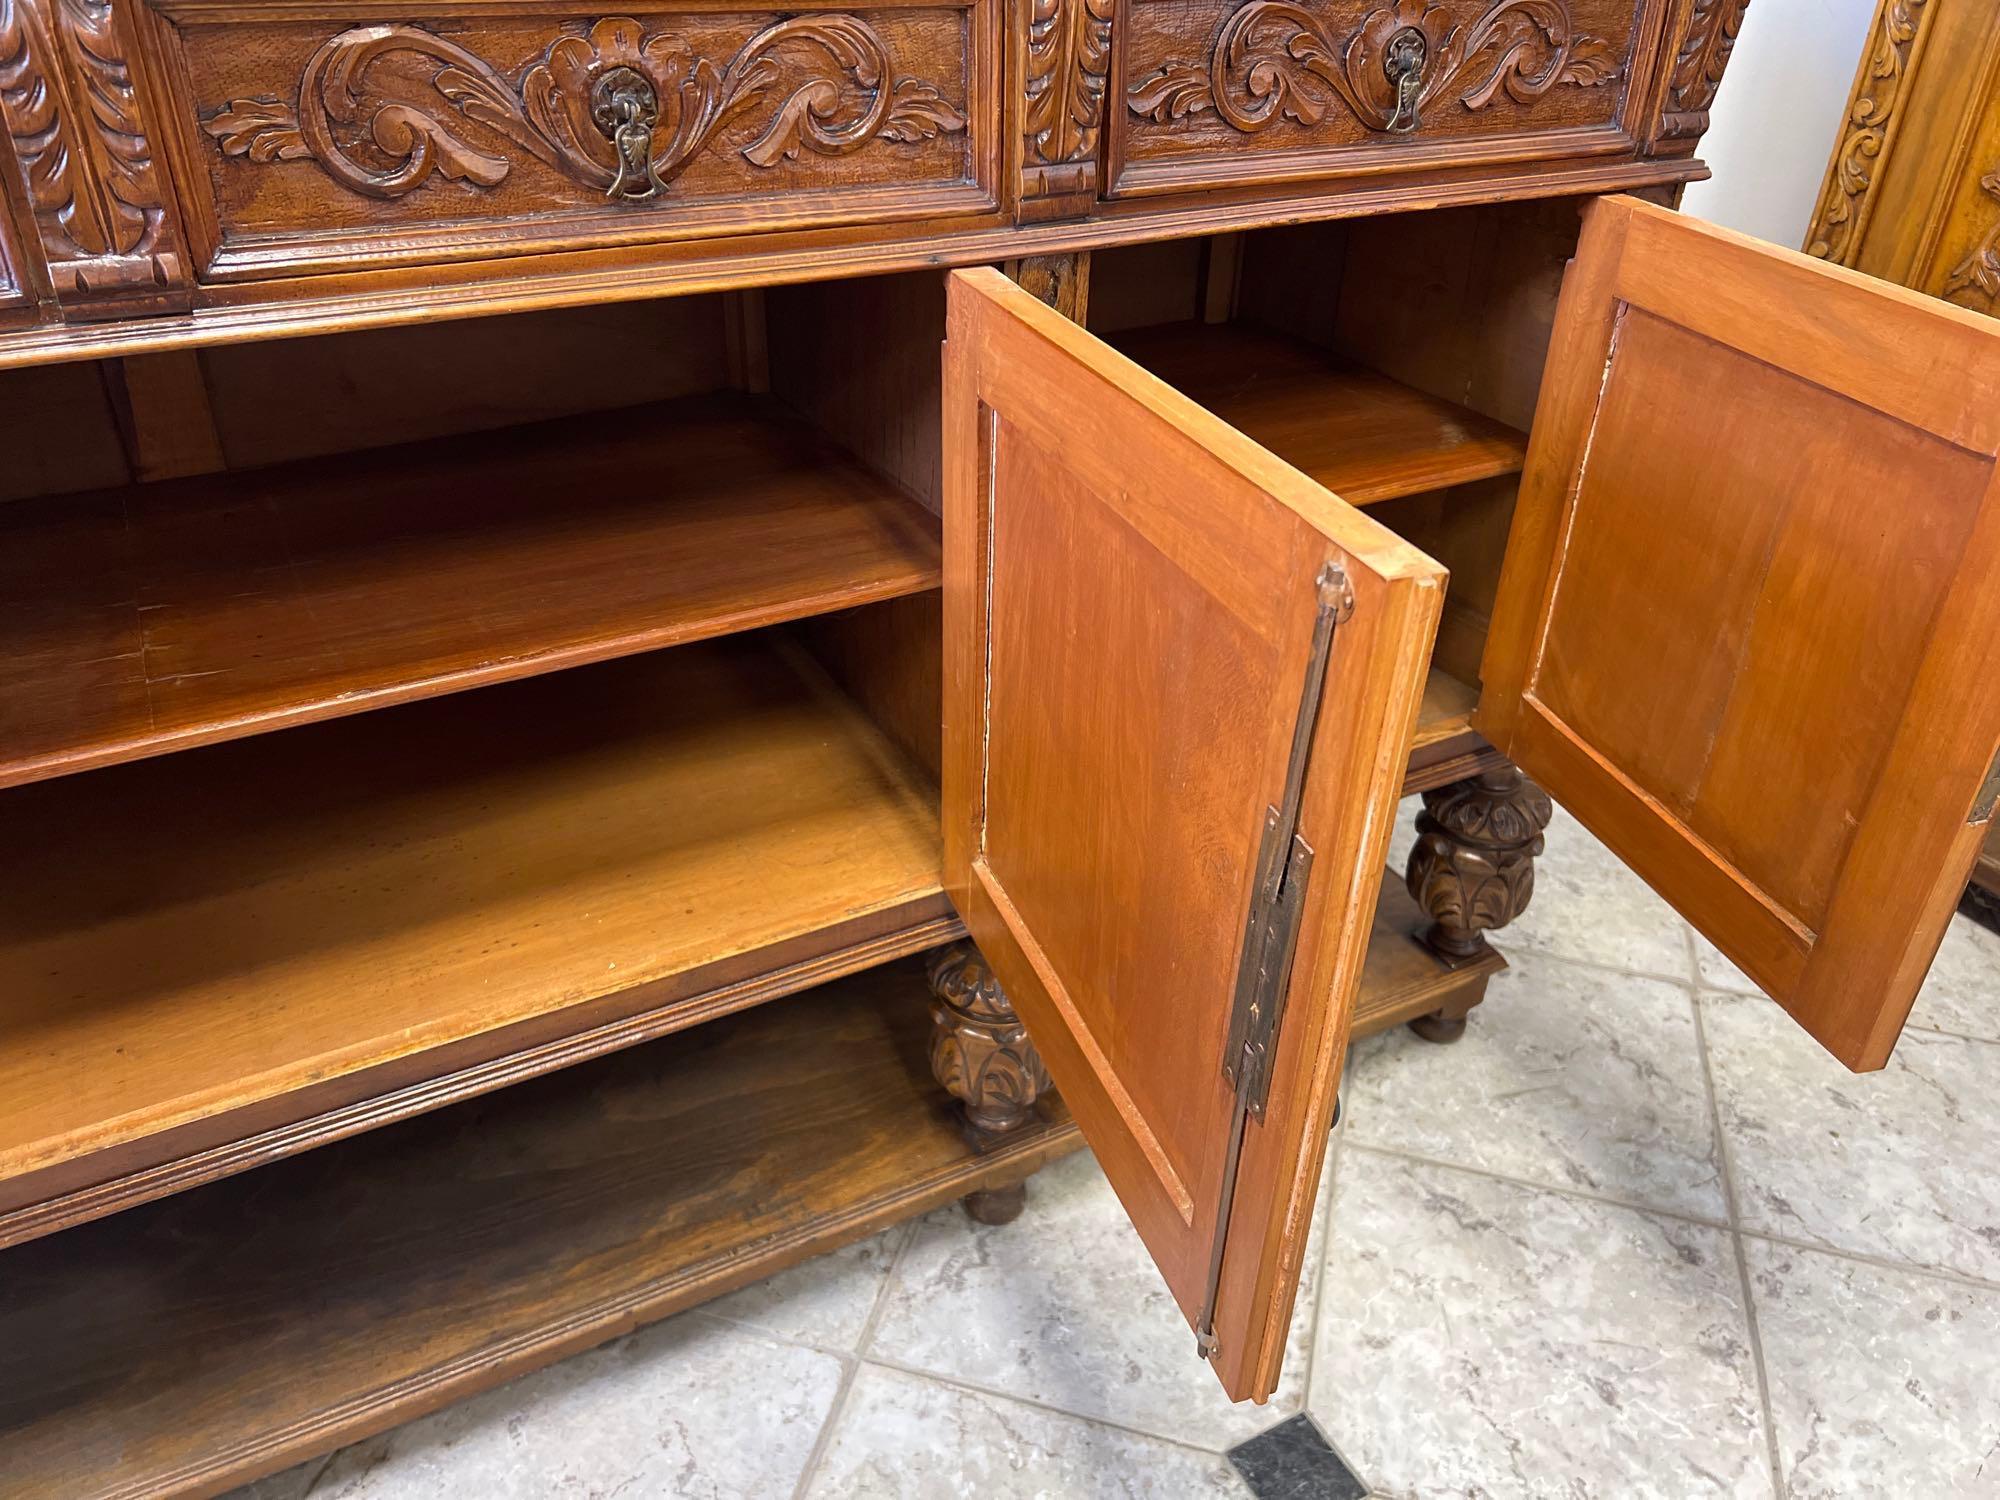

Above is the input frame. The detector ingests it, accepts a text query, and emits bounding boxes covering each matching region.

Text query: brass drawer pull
[592,65,670,201]
[1381,26,1427,133]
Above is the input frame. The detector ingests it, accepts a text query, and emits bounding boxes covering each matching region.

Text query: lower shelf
[0,961,1083,1500]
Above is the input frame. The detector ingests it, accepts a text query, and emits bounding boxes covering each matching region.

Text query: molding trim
[1803,0,1937,266]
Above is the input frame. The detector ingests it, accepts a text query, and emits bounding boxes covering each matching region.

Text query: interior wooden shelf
[1412,665,1481,749]
[0,632,951,1239]
[0,964,1084,1499]
[0,391,942,790]
[1110,322,1529,506]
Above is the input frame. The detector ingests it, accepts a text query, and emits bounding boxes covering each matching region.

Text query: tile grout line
[854,1351,1261,1466]
[1685,934,1788,1500]
[1733,1225,2000,1296]
[1342,1141,1733,1231]
[785,1218,919,1500]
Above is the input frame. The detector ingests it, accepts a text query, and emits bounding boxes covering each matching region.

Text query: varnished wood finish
[0,153,1709,371]
[944,265,1442,1400]
[0,390,940,789]
[1113,0,1665,199]
[0,0,192,318]
[1112,319,1529,504]
[1349,864,1504,1038]
[1479,195,2000,1071]
[1803,0,2000,318]
[144,1,998,282]
[1405,765,1551,964]
[0,634,950,1240]
[926,942,1053,1146]
[0,963,1083,1500]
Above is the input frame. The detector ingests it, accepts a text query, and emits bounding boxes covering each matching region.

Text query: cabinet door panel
[1480,195,2000,1072]
[943,268,1442,1400]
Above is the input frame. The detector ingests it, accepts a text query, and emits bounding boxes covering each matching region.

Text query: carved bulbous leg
[927,944,1052,1221]
[1404,766,1553,1040]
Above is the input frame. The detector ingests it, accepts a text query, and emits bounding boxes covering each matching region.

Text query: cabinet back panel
[769,270,948,515]
[202,299,737,470]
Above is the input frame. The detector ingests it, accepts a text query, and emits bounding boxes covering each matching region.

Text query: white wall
[1679,0,1879,247]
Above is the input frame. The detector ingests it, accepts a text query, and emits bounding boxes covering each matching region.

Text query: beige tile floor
[235,802,2000,1499]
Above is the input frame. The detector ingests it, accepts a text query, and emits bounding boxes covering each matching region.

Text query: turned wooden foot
[1405,767,1552,1036]
[961,1181,1028,1225]
[1407,1002,1473,1044]
[926,943,1051,1151]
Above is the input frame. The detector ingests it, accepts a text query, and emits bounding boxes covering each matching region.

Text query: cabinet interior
[0,196,1576,1239]
[1089,196,1584,748]
[0,196,1586,1491]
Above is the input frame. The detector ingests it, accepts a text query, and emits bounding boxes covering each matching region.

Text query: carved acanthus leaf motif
[1803,0,1931,266]
[0,0,150,257]
[1658,0,1750,140]
[1127,0,1621,134]
[0,0,185,309]
[1405,767,1551,964]
[201,15,966,201]
[926,945,1050,1147]
[1942,170,2000,311]
[1025,0,1115,166]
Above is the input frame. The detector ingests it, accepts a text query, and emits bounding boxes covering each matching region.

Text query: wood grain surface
[1111,320,1529,505]
[1480,195,2000,1071]
[0,632,946,1223]
[0,963,1082,1500]
[0,390,941,789]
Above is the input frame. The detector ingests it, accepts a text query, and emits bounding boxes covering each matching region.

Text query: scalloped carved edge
[1654,0,1750,144]
[0,0,187,313]
[1803,0,1934,266]
[200,15,967,204]
[1942,168,2000,311]
[1126,0,1622,136]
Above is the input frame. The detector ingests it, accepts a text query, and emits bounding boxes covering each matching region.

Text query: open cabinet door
[942,268,1443,1401]
[1480,196,2000,1073]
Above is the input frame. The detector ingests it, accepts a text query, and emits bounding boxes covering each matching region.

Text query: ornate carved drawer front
[1113,0,1656,199]
[135,0,998,279]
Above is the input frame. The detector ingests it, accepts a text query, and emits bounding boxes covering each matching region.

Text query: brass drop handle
[1382,27,1427,134]
[591,65,669,201]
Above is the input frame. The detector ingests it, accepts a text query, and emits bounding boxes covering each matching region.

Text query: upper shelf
[1109,322,1530,506]
[0,391,941,791]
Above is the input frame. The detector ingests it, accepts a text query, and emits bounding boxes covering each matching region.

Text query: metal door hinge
[1194,560,1353,1363]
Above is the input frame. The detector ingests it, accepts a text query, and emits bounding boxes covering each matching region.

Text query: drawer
[1110,0,1658,199]
[133,0,1000,281]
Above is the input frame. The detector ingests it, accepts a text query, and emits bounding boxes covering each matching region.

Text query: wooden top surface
[0,390,940,790]
[0,633,943,1195]
[1110,321,1529,506]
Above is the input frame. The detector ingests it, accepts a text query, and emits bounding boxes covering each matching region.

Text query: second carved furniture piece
[1803,0,2000,920]
[1804,0,2000,314]
[6,0,2000,1493]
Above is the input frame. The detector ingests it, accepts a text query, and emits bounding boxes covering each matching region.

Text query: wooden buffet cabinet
[3,0,2000,1491]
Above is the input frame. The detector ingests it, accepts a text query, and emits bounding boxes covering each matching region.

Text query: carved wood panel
[137,0,998,281]
[1019,0,1114,220]
[1941,168,2000,311]
[0,0,189,316]
[1803,0,2000,317]
[1802,0,1934,264]
[1649,0,1750,150]
[1110,0,1649,199]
